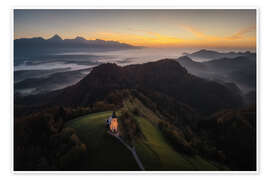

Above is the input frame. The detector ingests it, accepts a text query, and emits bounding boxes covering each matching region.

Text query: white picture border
[10,7,259,175]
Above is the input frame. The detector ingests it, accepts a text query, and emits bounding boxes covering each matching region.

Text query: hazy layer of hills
[177,53,256,94]
[16,59,244,114]
[183,49,253,61]
[15,68,92,95]
[15,49,256,104]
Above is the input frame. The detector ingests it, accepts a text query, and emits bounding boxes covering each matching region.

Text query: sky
[14,9,256,49]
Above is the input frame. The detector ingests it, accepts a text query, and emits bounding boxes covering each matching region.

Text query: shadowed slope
[54,59,243,114]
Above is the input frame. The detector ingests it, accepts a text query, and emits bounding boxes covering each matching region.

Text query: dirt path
[108,131,145,170]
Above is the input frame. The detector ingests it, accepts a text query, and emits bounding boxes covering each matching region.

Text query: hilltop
[29,59,242,114]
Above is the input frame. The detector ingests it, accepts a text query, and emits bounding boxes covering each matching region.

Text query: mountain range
[14,34,141,56]
[16,59,244,115]
[183,49,253,61]
[177,53,256,93]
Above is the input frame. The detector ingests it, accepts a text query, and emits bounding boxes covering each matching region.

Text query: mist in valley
[14,47,256,103]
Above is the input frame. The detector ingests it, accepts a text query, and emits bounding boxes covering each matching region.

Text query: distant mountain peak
[48,34,63,41]
[74,36,86,41]
[195,49,219,54]
[198,49,207,52]
[198,49,214,52]
[95,39,105,42]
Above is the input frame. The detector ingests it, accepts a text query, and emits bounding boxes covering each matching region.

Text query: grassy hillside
[64,111,139,170]
[121,96,221,170]
[135,116,218,170]
[64,93,226,171]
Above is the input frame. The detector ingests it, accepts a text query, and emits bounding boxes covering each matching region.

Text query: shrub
[119,111,142,145]
[132,107,140,116]
[14,107,89,170]
[158,121,196,156]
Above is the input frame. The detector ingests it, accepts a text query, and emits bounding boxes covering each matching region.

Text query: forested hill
[35,59,243,114]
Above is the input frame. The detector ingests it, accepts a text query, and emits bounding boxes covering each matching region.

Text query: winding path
[107,131,145,170]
